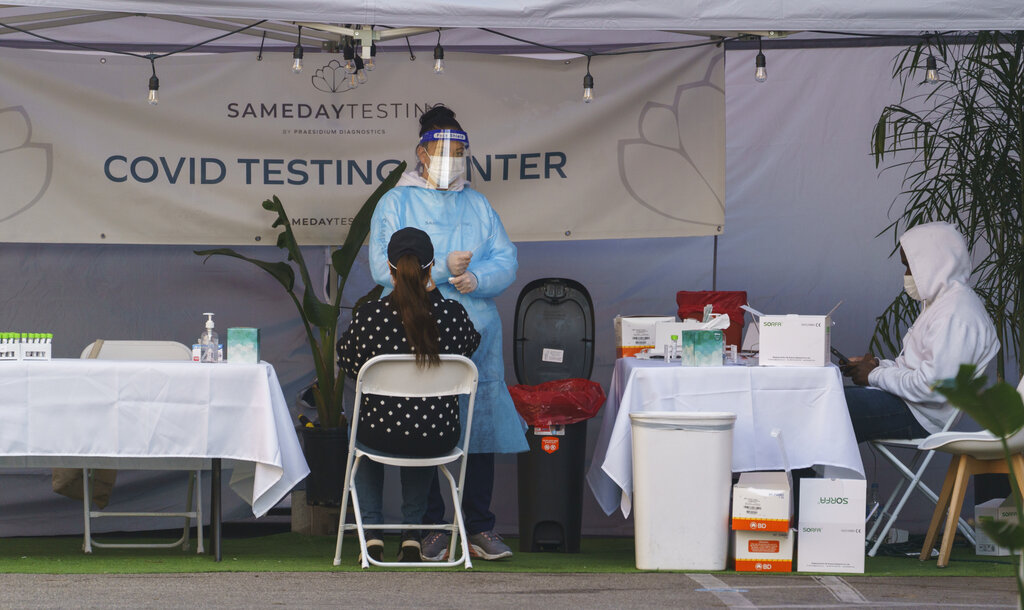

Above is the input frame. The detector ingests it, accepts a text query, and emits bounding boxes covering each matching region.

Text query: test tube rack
[0,333,53,361]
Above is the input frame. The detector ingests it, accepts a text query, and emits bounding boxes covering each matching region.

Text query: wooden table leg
[212,458,222,562]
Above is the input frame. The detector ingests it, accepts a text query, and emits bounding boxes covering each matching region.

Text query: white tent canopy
[6,0,1024,31]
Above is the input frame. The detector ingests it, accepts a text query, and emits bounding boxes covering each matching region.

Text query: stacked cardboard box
[732,472,794,572]
[797,478,866,573]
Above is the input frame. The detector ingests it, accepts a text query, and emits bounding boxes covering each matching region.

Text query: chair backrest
[356,354,478,398]
[80,340,192,362]
[353,354,479,453]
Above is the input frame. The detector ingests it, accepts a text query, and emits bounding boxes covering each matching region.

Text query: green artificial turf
[0,532,1015,576]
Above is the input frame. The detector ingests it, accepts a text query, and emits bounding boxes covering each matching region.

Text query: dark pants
[423,452,495,535]
[844,386,928,443]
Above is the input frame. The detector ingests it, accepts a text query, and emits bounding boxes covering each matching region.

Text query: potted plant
[195,161,406,505]
[935,365,1024,601]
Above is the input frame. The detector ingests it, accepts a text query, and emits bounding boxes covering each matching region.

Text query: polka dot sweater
[337,291,481,456]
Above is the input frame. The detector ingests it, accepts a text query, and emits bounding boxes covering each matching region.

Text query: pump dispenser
[199,312,221,362]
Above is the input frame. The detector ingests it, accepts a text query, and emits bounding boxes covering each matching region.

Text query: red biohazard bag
[509,378,606,427]
[676,290,747,348]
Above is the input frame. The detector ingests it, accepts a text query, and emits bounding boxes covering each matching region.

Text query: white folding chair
[333,354,478,568]
[866,410,976,557]
[78,339,204,553]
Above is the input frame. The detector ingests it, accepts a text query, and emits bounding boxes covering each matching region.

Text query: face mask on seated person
[903,275,922,301]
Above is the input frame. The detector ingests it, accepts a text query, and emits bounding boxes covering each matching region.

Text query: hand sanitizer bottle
[199,313,220,363]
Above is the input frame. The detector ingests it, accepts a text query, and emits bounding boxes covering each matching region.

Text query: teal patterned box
[227,327,260,364]
[680,330,724,366]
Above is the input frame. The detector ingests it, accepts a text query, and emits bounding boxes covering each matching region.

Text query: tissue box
[976,498,1017,556]
[732,472,791,532]
[680,329,723,366]
[759,315,830,367]
[797,478,866,573]
[734,530,793,572]
[615,316,674,358]
[227,327,260,364]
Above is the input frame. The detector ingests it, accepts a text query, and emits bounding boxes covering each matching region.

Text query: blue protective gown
[368,178,528,454]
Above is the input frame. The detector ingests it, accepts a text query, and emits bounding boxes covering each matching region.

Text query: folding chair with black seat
[78,339,203,553]
[333,354,478,568]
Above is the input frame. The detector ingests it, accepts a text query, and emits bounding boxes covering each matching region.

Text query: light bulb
[349,72,359,89]
[354,55,367,84]
[343,41,356,73]
[583,72,594,103]
[755,52,767,83]
[365,43,376,71]
[291,45,303,74]
[147,74,159,106]
[926,55,939,83]
[433,43,445,74]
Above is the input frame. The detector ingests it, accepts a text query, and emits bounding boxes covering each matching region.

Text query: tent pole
[712,235,718,291]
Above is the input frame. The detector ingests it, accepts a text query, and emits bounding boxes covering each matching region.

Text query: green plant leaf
[194,248,296,291]
[980,519,1024,550]
[935,365,1024,437]
[303,285,340,329]
[332,161,407,295]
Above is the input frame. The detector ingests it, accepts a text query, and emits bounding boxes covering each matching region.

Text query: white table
[0,359,310,558]
[586,358,863,517]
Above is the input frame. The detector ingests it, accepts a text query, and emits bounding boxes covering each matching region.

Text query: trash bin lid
[630,411,736,430]
[513,278,595,385]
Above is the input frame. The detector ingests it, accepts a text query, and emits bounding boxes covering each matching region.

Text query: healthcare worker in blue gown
[368,105,527,561]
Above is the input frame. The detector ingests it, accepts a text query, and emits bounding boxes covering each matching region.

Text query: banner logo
[0,106,52,223]
[311,60,356,94]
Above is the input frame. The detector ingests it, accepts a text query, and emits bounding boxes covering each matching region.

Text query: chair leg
[870,447,938,557]
[183,471,195,551]
[1010,454,1024,500]
[920,457,960,561]
[439,464,472,569]
[938,456,972,568]
[334,451,360,567]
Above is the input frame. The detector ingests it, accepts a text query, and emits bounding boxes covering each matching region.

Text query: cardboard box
[732,471,790,532]
[797,478,866,573]
[759,314,831,367]
[734,529,793,572]
[614,315,674,358]
[976,498,1018,556]
[227,327,260,364]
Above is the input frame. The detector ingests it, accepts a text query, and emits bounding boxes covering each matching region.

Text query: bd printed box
[759,315,831,367]
[797,478,866,573]
[732,471,791,532]
[614,315,674,358]
[975,498,1018,556]
[734,529,794,572]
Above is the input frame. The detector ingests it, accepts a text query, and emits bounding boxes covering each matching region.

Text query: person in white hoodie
[841,221,999,442]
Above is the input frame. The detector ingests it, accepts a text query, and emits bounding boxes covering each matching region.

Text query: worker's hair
[390,254,441,368]
[418,105,464,136]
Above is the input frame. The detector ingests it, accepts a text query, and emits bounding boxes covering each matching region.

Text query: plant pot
[300,426,349,507]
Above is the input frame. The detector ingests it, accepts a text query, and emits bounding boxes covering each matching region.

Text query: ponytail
[390,254,441,367]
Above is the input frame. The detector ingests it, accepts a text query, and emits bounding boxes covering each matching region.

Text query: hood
[395,169,467,192]
[899,221,971,302]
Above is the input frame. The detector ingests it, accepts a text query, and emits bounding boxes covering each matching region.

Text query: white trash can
[631,411,736,570]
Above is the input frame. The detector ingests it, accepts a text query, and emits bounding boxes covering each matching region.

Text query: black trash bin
[512,278,597,553]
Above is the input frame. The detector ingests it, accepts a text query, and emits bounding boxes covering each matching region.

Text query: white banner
[0,46,723,245]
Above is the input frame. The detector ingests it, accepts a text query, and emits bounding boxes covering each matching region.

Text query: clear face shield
[418,129,469,190]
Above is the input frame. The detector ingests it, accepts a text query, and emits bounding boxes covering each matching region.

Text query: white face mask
[426,155,466,190]
[903,274,922,301]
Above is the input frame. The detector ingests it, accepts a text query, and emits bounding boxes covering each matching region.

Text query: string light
[433,31,445,74]
[366,42,377,71]
[582,55,594,103]
[147,57,159,105]
[926,54,939,83]
[291,25,303,73]
[354,54,368,84]
[755,37,767,83]
[342,38,356,73]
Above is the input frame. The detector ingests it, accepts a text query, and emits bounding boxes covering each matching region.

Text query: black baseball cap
[387,227,434,268]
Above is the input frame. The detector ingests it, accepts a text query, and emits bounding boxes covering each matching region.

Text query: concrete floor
[0,572,1016,608]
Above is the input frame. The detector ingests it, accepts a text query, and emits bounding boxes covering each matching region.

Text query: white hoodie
[867,222,999,433]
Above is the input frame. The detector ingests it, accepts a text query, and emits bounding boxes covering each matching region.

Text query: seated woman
[337,227,480,563]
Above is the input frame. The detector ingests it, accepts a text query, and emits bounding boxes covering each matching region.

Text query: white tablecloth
[0,359,309,517]
[586,358,863,517]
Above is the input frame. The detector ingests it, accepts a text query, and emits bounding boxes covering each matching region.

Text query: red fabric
[676,290,747,347]
[509,378,606,426]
